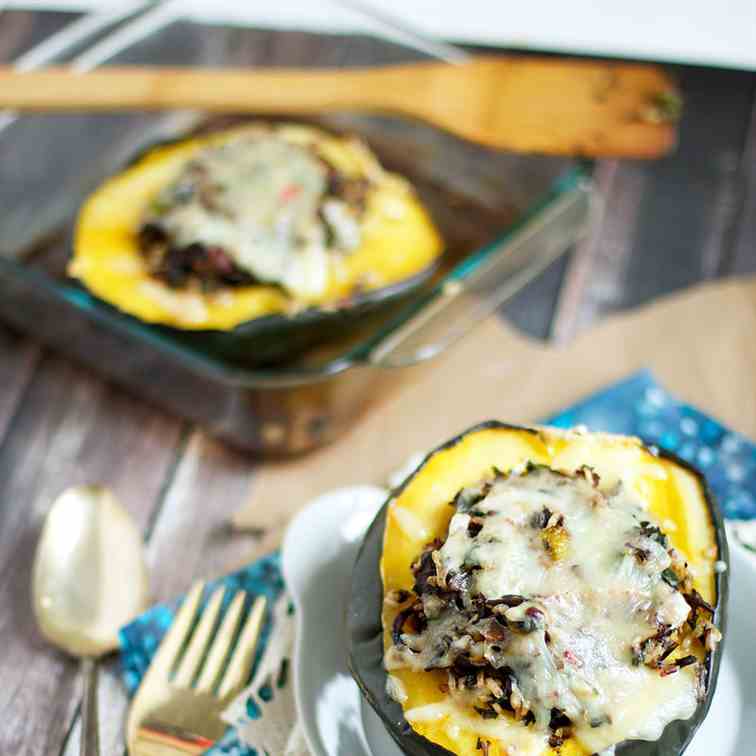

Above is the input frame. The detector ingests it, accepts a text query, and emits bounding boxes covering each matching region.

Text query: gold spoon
[32,486,149,755]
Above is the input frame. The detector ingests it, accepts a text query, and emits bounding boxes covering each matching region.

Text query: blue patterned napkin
[118,369,756,755]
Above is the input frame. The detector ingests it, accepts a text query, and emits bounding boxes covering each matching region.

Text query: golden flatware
[0,58,679,157]
[127,581,266,755]
[32,485,149,756]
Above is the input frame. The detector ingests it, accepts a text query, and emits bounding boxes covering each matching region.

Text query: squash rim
[347,420,728,756]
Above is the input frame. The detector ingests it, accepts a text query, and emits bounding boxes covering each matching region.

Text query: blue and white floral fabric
[119,370,756,754]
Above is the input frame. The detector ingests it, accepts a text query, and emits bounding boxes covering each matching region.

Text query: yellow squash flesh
[381,424,719,756]
[69,124,443,330]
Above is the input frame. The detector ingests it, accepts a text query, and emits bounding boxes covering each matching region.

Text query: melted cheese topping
[390,467,701,754]
[150,133,364,298]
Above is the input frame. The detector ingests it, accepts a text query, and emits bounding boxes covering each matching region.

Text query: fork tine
[150,581,205,678]
[173,585,226,688]
[194,589,246,693]
[217,596,267,700]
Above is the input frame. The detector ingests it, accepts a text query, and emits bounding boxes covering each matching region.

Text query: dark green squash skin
[347,421,729,756]
[73,128,440,368]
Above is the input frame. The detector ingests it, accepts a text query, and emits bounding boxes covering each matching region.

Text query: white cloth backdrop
[6,0,756,71]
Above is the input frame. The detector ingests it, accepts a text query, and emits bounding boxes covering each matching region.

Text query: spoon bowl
[33,485,149,656]
[32,485,149,754]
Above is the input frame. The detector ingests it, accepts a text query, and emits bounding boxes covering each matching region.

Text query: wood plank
[0,10,74,62]
[504,251,573,340]
[63,430,261,756]
[0,14,92,754]
[0,9,74,445]
[552,66,756,341]
[0,353,184,756]
[616,66,754,303]
[728,88,756,274]
[144,431,261,598]
[0,326,40,442]
[551,160,645,342]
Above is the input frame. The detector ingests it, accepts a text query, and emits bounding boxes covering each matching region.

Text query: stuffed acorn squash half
[348,423,727,756]
[69,123,442,364]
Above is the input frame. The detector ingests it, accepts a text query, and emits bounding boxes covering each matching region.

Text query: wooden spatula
[0,57,680,157]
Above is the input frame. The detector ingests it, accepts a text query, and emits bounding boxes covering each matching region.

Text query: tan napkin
[235,276,756,531]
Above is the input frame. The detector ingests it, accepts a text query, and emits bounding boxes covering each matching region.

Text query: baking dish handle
[367,177,596,369]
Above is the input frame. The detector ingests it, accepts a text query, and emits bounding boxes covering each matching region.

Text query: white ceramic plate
[282,487,756,756]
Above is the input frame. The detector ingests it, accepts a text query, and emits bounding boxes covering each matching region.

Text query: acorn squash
[348,422,727,756]
[69,123,442,364]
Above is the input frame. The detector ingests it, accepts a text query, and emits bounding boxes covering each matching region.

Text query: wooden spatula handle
[0,65,407,113]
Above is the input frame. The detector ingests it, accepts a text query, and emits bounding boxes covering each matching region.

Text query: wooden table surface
[0,9,754,755]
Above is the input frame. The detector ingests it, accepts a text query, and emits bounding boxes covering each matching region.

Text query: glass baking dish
[0,3,592,455]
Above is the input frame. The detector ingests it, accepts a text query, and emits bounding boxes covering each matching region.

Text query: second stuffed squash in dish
[69,122,442,332]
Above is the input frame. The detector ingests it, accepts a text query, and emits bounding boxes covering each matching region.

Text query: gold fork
[127,581,267,755]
